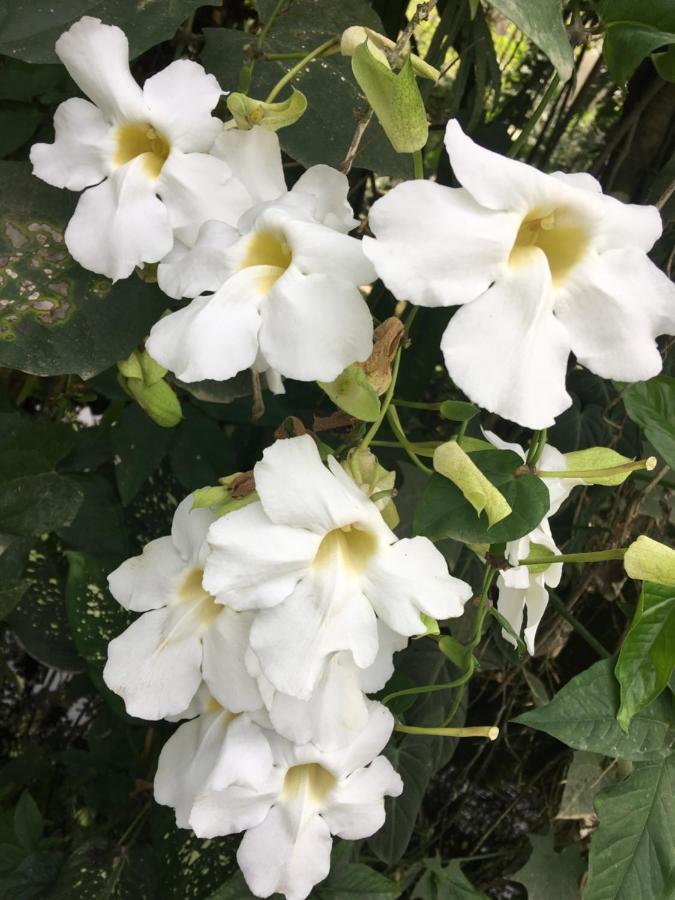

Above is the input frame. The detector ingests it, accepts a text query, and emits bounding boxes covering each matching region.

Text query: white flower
[30,17,251,280]
[155,687,274,829]
[146,127,375,385]
[104,495,263,719]
[189,700,402,900]
[203,434,471,702]
[364,119,675,429]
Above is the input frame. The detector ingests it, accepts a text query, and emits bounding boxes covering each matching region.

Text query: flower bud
[226,89,307,131]
[340,26,439,80]
[117,349,182,428]
[318,364,380,422]
[563,447,655,485]
[624,536,675,586]
[433,441,512,526]
[344,447,399,529]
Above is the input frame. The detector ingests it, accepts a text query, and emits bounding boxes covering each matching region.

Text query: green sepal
[624,536,675,587]
[439,400,479,423]
[318,364,381,422]
[564,447,635,485]
[433,440,512,527]
[226,89,308,131]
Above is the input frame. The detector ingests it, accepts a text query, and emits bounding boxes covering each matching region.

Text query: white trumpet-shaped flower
[146,127,375,385]
[104,495,262,719]
[30,17,250,280]
[189,700,402,900]
[203,435,471,702]
[365,119,675,428]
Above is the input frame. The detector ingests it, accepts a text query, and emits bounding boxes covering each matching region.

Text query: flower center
[241,228,292,293]
[113,122,170,179]
[282,764,336,805]
[313,524,378,575]
[508,207,587,287]
[178,568,220,625]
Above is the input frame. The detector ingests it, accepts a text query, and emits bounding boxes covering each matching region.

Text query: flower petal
[211,125,287,204]
[146,268,262,383]
[237,804,333,900]
[254,434,372,533]
[522,579,550,655]
[103,606,204,719]
[207,713,274,791]
[64,157,172,280]
[321,700,395,773]
[441,254,572,429]
[203,501,319,609]
[157,150,252,246]
[365,537,471,636]
[284,219,376,285]
[107,536,185,613]
[291,164,358,232]
[321,756,402,839]
[157,221,239,299]
[30,98,109,190]
[358,621,409,694]
[259,267,373,382]
[496,578,525,649]
[55,16,146,123]
[202,609,263,712]
[365,180,517,307]
[142,59,222,151]
[170,494,216,566]
[190,779,280,839]
[555,249,675,382]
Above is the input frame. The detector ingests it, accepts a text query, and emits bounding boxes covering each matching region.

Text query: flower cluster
[31,14,675,898]
[104,434,471,898]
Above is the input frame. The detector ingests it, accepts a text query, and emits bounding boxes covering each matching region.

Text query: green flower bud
[343,447,399,529]
[226,89,307,131]
[318,364,380,422]
[117,349,182,428]
[624,536,675,586]
[433,441,512,526]
[562,447,656,485]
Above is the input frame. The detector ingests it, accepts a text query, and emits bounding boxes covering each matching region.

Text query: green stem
[525,428,547,468]
[547,591,611,658]
[395,722,499,740]
[265,37,338,102]
[520,548,626,566]
[360,348,402,450]
[537,458,656,480]
[413,149,424,179]
[370,438,439,457]
[257,0,287,49]
[387,406,434,475]
[392,399,441,410]
[508,73,560,159]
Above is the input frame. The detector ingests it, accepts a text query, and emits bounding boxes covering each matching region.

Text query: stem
[520,548,626,566]
[508,73,560,159]
[392,399,441,410]
[413,149,424,179]
[547,590,611,658]
[387,406,434,474]
[525,428,547,468]
[265,37,338,102]
[370,438,439,457]
[360,348,402,450]
[395,722,499,740]
[257,0,286,49]
[537,458,656,480]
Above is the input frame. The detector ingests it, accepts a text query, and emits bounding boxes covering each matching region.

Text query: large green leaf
[624,376,675,469]
[616,582,675,731]
[514,658,674,761]
[0,411,75,480]
[414,449,550,544]
[599,0,675,84]
[512,833,585,900]
[56,473,130,559]
[202,0,412,177]
[487,0,573,80]
[0,162,166,378]
[585,753,675,900]
[0,0,216,63]
[412,857,486,899]
[0,472,82,536]
[111,404,174,506]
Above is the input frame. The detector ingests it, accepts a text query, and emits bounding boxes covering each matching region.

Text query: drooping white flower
[203,434,471,702]
[146,127,375,385]
[189,700,402,900]
[155,686,274,829]
[104,495,263,719]
[30,17,251,280]
[365,119,675,428]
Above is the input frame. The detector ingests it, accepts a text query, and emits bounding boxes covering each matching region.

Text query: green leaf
[433,441,512,527]
[512,833,585,900]
[412,857,487,899]
[111,405,173,506]
[585,753,675,900]
[438,400,479,423]
[0,0,217,63]
[0,411,75,479]
[56,473,130,560]
[514,658,674,761]
[319,364,381,422]
[415,449,550,544]
[616,582,675,731]
[169,405,235,492]
[0,472,82,536]
[0,162,166,378]
[13,792,43,852]
[0,102,42,157]
[0,578,27,620]
[315,842,400,899]
[599,0,675,84]
[624,376,675,469]
[487,0,574,80]
[556,751,616,820]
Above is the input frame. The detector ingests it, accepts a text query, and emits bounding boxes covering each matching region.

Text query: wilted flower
[31,17,249,280]
[365,119,675,428]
